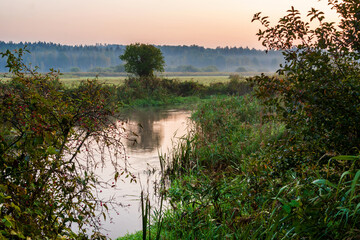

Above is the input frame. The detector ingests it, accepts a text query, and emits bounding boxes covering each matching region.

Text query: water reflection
[122,108,189,154]
[102,108,191,239]
[123,109,166,152]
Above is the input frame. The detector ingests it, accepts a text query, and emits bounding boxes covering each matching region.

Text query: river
[93,107,191,239]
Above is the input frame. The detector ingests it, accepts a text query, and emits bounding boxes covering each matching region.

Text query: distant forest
[0,41,284,73]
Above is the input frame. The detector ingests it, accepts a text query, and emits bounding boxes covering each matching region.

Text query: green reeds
[141,191,150,240]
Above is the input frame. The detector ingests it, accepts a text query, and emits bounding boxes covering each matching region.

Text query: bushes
[158,94,360,239]
[110,76,253,107]
[260,163,360,239]
[154,96,284,239]
[0,48,128,239]
[250,2,360,170]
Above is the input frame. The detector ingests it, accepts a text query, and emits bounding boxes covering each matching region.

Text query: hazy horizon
[0,40,268,50]
[1,0,338,49]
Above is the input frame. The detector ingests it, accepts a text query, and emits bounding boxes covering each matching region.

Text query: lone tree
[120,43,165,77]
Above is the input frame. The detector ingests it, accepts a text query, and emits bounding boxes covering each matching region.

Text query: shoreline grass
[117,93,360,239]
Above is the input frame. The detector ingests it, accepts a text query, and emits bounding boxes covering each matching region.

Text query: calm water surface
[95,108,191,239]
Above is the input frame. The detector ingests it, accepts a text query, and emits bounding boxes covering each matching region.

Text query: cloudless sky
[0,0,339,49]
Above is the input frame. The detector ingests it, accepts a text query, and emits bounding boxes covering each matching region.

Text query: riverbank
[103,75,252,109]
[118,93,360,239]
[117,95,284,239]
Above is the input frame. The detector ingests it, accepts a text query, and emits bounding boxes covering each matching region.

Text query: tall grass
[146,95,284,239]
[143,95,360,240]
[118,92,360,239]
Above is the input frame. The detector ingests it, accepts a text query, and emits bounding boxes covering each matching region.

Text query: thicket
[251,1,360,171]
[105,74,253,107]
[0,48,132,239]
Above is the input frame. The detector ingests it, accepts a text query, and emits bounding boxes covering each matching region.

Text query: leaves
[120,43,165,77]
[250,1,360,170]
[0,48,126,238]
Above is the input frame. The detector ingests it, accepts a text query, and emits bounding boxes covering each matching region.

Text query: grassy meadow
[56,71,273,86]
[58,74,237,87]
[1,71,274,88]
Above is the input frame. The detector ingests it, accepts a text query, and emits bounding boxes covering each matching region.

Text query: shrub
[251,2,360,169]
[0,48,129,238]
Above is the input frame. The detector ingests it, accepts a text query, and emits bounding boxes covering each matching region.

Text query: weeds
[103,76,252,108]
[117,75,359,239]
[128,94,360,240]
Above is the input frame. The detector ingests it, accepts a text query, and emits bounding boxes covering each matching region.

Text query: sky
[0,0,339,49]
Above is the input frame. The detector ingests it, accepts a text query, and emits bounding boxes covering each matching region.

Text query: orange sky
[0,0,339,49]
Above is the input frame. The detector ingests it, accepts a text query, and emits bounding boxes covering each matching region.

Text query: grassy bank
[58,75,243,87]
[118,93,360,239]
[101,75,253,108]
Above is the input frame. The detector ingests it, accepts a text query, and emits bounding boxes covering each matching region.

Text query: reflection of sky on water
[96,108,190,239]
[123,108,190,154]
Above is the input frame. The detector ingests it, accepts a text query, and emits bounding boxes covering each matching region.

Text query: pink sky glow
[0,0,339,49]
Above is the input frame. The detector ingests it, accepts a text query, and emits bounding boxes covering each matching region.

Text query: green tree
[251,1,360,169]
[0,48,131,239]
[119,43,165,77]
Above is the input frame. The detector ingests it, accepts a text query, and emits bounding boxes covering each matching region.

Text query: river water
[95,108,191,239]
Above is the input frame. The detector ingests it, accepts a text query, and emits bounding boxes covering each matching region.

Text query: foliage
[257,161,360,239]
[0,48,129,239]
[150,95,360,240]
[120,43,165,77]
[106,76,252,108]
[250,1,360,169]
[167,65,220,73]
[146,96,283,239]
[167,65,201,72]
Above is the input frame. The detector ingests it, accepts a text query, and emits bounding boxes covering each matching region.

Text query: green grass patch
[57,73,258,87]
[59,76,127,86]
[121,93,360,239]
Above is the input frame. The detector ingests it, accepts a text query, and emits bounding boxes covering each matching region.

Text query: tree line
[0,41,283,73]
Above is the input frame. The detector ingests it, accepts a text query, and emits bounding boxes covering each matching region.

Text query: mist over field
[0,41,283,73]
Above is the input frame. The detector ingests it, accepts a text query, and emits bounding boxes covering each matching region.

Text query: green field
[57,72,272,86]
[59,76,127,86]
[58,75,233,86]
[1,71,274,86]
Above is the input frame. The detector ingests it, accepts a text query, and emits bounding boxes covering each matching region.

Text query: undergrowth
[104,75,252,108]
[118,95,360,240]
